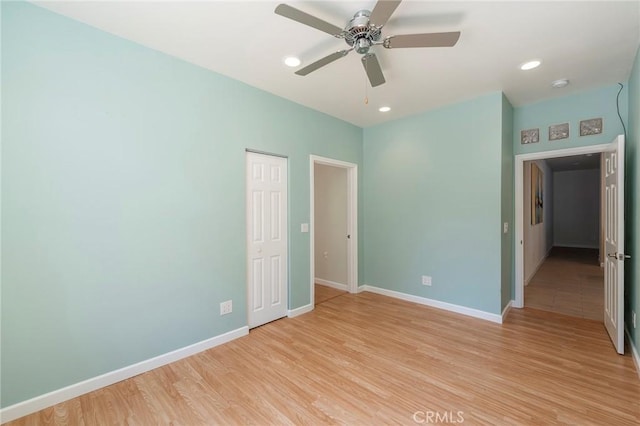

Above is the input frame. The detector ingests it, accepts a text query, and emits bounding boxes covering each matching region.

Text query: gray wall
[314,164,348,287]
[553,169,600,249]
[523,160,554,283]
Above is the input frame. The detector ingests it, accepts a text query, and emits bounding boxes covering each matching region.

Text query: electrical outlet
[422,275,432,286]
[220,300,233,316]
[633,311,637,329]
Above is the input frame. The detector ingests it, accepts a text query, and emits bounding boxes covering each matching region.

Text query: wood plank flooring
[7,292,640,425]
[314,283,346,306]
[525,247,603,320]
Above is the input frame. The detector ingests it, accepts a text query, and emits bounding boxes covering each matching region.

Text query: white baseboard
[625,327,640,379]
[0,326,248,424]
[525,246,552,285]
[553,243,599,249]
[502,300,514,322]
[287,303,313,318]
[356,285,366,293]
[361,285,503,324]
[315,278,348,291]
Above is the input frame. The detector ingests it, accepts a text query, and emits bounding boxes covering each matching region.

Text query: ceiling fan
[274,0,461,87]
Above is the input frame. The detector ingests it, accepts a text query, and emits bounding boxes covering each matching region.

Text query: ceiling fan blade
[361,53,386,87]
[295,50,351,76]
[384,31,461,49]
[275,4,343,37]
[369,0,402,28]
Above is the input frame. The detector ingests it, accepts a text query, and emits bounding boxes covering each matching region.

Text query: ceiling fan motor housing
[344,10,381,54]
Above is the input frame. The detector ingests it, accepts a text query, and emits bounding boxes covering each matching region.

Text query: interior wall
[552,168,600,249]
[514,84,628,156]
[501,95,515,310]
[523,160,554,283]
[363,92,504,315]
[513,83,629,287]
[626,45,640,356]
[314,164,348,287]
[1,2,363,408]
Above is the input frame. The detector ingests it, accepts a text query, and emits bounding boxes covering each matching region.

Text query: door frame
[514,142,611,308]
[309,155,358,306]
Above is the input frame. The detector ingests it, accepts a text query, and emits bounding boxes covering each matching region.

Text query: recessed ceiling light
[379,106,391,112]
[552,79,569,88]
[284,56,301,67]
[520,60,541,71]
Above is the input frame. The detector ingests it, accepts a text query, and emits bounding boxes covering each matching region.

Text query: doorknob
[257,248,262,254]
[608,252,631,260]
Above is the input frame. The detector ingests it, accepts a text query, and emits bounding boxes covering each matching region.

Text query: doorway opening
[515,142,612,309]
[522,156,603,321]
[515,136,625,354]
[309,156,358,307]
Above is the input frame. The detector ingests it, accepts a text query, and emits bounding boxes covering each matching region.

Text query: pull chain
[364,58,369,105]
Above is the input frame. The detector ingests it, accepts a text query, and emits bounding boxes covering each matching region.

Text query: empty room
[3,1,640,424]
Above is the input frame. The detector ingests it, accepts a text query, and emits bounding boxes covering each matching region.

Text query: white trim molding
[0,327,248,424]
[625,327,640,378]
[315,278,348,291]
[287,303,313,318]
[502,300,513,322]
[362,285,504,324]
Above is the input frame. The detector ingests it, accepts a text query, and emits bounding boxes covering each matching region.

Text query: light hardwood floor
[314,283,346,306]
[7,292,640,425]
[525,247,603,320]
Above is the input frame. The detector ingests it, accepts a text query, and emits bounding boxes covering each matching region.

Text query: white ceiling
[34,1,640,127]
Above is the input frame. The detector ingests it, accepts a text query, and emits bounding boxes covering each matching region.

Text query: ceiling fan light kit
[274,0,461,88]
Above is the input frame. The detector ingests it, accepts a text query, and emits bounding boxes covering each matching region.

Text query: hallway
[525,247,603,321]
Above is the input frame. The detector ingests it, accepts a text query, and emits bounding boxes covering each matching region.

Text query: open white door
[246,152,288,329]
[604,135,625,354]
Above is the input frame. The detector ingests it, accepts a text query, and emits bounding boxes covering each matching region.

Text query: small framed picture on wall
[549,123,569,141]
[580,118,603,136]
[521,128,539,144]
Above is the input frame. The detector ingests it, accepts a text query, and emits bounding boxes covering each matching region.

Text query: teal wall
[514,84,628,154]
[3,0,638,414]
[363,92,504,315]
[1,2,362,407]
[501,95,514,310]
[626,46,640,356]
